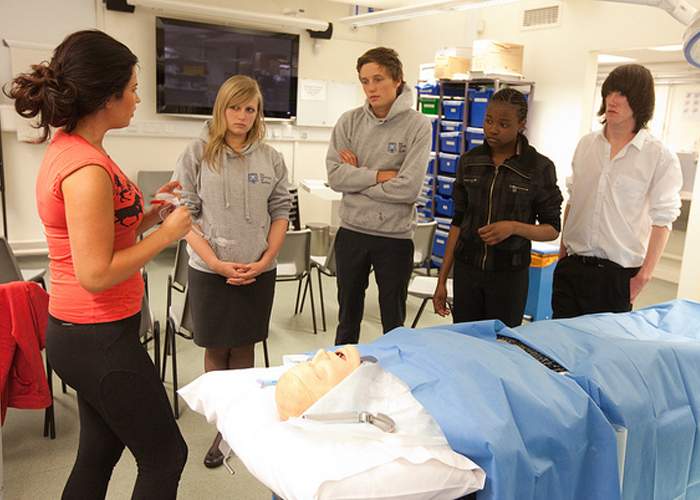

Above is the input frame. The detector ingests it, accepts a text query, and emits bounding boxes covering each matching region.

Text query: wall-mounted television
[156,17,299,119]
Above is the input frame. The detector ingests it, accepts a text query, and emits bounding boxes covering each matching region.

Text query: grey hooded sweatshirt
[174,122,291,274]
[326,86,432,239]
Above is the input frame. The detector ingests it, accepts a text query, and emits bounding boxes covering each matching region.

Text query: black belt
[568,254,623,269]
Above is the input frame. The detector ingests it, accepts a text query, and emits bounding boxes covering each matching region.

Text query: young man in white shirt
[552,64,682,318]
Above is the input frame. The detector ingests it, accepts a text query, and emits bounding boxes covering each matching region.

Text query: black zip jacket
[451,134,563,271]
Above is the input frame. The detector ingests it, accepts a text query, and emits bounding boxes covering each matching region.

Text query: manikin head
[276,345,362,420]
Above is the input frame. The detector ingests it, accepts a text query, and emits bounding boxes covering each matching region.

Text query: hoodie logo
[248,173,272,185]
[387,142,406,154]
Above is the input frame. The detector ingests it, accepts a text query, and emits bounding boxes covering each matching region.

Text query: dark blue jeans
[46,313,187,500]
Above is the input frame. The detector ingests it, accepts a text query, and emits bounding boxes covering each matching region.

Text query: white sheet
[179,363,485,500]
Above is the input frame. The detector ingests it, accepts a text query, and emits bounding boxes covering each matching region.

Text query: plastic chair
[412,221,437,275]
[0,237,46,288]
[161,239,271,418]
[136,170,175,245]
[408,276,454,327]
[0,237,54,438]
[136,170,174,202]
[301,233,337,332]
[288,188,301,231]
[276,229,317,334]
[139,271,161,377]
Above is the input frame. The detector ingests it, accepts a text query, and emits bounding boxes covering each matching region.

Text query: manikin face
[275,345,362,420]
[604,91,635,129]
[225,96,258,141]
[483,101,524,151]
[358,62,402,117]
[108,67,140,129]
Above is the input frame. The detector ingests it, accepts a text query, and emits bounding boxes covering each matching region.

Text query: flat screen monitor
[156,16,299,119]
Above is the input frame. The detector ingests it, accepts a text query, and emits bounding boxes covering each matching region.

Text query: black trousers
[46,313,188,500]
[551,255,640,319]
[334,227,414,345]
[452,259,529,328]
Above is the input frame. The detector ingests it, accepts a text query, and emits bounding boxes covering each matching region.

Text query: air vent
[522,5,560,29]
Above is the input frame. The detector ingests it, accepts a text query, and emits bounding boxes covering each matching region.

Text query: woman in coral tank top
[6,30,191,499]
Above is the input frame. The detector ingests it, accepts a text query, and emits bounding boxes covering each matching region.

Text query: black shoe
[203,447,224,469]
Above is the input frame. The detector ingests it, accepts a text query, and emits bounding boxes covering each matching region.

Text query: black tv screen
[156,17,299,119]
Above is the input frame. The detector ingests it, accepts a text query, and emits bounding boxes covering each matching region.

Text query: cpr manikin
[276,345,361,420]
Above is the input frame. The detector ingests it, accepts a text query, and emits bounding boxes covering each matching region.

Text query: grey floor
[2,250,678,499]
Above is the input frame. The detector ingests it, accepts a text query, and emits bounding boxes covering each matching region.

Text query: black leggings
[46,313,188,500]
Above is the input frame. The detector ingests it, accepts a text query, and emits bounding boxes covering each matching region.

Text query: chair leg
[307,273,317,334]
[161,320,171,382]
[171,320,179,419]
[299,276,310,314]
[317,267,326,332]
[153,320,161,377]
[294,279,303,314]
[44,357,56,439]
[411,298,429,328]
[263,340,270,368]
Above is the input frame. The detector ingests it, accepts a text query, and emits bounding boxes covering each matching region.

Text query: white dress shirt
[563,128,682,268]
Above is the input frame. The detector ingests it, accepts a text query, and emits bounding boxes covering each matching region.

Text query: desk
[299,179,341,228]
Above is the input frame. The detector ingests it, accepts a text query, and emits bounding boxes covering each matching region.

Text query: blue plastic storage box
[429,116,438,151]
[416,82,439,95]
[437,175,456,197]
[439,132,464,154]
[441,120,464,133]
[427,155,436,174]
[418,207,433,220]
[435,195,455,217]
[434,217,452,232]
[438,153,460,175]
[466,127,485,151]
[432,229,449,258]
[469,89,494,128]
[442,100,465,121]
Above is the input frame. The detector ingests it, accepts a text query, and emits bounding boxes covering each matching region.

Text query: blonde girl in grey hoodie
[173,75,291,468]
[327,47,432,346]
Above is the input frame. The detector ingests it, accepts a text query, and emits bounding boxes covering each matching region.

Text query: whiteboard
[296,79,364,127]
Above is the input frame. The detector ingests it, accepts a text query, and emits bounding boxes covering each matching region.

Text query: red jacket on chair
[0,281,51,424]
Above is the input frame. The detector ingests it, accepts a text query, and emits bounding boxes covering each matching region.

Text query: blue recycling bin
[524,242,559,321]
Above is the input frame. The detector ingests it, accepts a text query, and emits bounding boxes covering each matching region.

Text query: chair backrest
[172,239,189,291]
[136,170,174,200]
[412,221,438,267]
[288,187,301,231]
[325,233,338,275]
[0,237,23,284]
[276,229,311,278]
[138,293,154,340]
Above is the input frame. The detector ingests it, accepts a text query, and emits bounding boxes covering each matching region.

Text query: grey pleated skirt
[187,266,276,348]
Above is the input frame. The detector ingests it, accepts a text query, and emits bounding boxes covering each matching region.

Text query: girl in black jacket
[433,88,563,327]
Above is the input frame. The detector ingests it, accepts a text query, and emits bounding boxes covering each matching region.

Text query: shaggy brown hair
[598,64,655,132]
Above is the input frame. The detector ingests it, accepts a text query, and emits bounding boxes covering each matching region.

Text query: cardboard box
[471,40,524,76]
[434,55,470,80]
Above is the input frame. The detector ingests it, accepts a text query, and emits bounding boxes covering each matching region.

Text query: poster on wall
[682,91,700,119]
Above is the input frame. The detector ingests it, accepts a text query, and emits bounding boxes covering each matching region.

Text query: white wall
[0,0,377,251]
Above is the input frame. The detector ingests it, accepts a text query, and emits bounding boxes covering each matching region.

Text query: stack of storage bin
[417,80,533,269]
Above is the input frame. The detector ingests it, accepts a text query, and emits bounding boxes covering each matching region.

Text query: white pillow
[179,365,485,500]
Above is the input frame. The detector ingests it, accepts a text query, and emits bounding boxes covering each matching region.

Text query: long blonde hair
[203,75,266,171]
